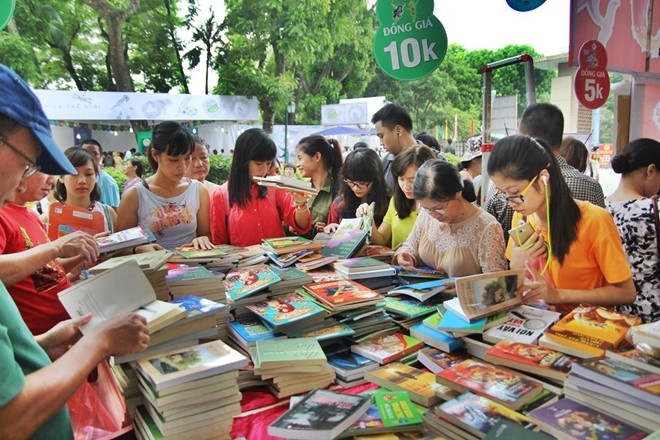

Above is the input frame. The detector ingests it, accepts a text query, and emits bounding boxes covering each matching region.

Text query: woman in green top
[295,135,343,238]
[365,145,435,248]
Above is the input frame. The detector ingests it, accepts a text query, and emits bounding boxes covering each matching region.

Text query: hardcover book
[456,270,525,322]
[303,279,381,309]
[436,359,544,410]
[223,264,281,301]
[438,392,539,438]
[136,340,248,392]
[245,291,326,329]
[364,362,440,407]
[350,332,424,365]
[484,340,578,382]
[483,305,561,345]
[268,388,370,440]
[321,228,369,259]
[543,305,642,357]
[528,398,648,440]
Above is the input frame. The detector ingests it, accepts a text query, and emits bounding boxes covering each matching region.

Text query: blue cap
[0,64,76,175]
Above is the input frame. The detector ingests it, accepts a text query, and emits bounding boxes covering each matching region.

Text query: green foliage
[207,155,232,185]
[103,166,128,194]
[441,152,460,166]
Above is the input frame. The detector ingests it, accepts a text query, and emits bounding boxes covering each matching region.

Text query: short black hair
[371,104,413,132]
[80,138,103,154]
[519,103,564,150]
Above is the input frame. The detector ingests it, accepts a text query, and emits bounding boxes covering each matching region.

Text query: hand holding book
[52,230,100,262]
[519,261,557,305]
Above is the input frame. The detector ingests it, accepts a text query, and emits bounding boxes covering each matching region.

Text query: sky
[186,0,571,94]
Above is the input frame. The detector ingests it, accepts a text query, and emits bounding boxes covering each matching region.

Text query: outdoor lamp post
[284,101,296,163]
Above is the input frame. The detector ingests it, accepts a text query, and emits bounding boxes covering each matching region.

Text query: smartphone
[508,222,534,247]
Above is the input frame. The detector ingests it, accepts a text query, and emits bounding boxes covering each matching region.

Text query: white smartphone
[508,222,534,247]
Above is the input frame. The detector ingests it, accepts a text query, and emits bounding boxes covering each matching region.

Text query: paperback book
[456,269,525,322]
[227,319,282,347]
[342,389,424,437]
[223,264,281,301]
[246,291,326,330]
[484,340,578,382]
[483,305,561,345]
[387,278,455,302]
[261,236,320,255]
[382,297,437,319]
[325,343,378,377]
[350,332,424,365]
[409,321,463,353]
[96,226,154,254]
[364,362,440,407]
[173,245,228,260]
[253,337,327,369]
[417,348,471,374]
[303,279,381,310]
[321,228,369,260]
[332,257,391,274]
[253,175,319,195]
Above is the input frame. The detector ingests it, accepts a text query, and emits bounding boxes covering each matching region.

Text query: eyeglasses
[420,199,453,214]
[343,178,372,189]
[0,134,40,178]
[497,175,539,205]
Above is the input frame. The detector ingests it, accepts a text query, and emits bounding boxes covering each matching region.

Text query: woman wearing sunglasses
[323,148,389,233]
[488,135,635,311]
[396,159,507,277]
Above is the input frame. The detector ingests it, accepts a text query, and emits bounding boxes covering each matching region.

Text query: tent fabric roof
[313,126,374,136]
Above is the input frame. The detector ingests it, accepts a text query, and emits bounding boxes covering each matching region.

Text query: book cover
[606,349,660,374]
[382,297,437,318]
[254,337,327,368]
[170,295,225,319]
[387,278,455,302]
[456,270,525,322]
[165,266,216,283]
[321,228,368,259]
[439,392,538,438]
[96,226,151,254]
[409,321,463,353]
[136,340,248,392]
[436,359,544,410]
[47,201,105,241]
[417,348,470,374]
[326,347,377,376]
[302,323,355,341]
[268,389,370,439]
[528,398,648,440]
[373,389,424,427]
[484,305,561,345]
[303,279,381,308]
[333,257,390,273]
[174,245,228,259]
[223,264,281,301]
[364,363,440,407]
[544,306,642,357]
[351,332,424,365]
[228,319,280,344]
[484,340,578,381]
[246,291,326,329]
[262,236,314,251]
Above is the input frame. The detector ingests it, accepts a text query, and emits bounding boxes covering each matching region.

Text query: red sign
[574,40,610,110]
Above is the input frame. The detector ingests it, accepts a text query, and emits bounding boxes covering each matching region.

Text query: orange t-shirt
[506,201,632,292]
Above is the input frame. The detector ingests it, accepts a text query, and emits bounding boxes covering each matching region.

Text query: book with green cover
[383,297,436,318]
[174,246,228,259]
[321,228,369,259]
[254,337,326,368]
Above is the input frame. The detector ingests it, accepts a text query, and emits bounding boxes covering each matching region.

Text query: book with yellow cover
[484,340,578,382]
[543,305,642,357]
[364,363,440,407]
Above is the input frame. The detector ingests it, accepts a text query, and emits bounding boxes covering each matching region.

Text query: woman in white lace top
[396,160,507,277]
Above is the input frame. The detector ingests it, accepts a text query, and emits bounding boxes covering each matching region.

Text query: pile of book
[251,338,335,398]
[89,250,172,301]
[110,363,142,415]
[245,290,328,336]
[165,265,225,303]
[365,362,441,407]
[303,279,383,313]
[260,236,322,259]
[133,340,248,440]
[323,340,379,387]
[409,308,463,353]
[332,257,396,281]
[170,244,243,272]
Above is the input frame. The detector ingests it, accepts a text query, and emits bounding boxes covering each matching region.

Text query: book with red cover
[543,305,642,357]
[484,340,578,382]
[350,332,424,365]
[436,359,544,410]
[303,279,382,310]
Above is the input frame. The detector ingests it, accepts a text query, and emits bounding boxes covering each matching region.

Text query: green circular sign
[0,0,16,31]
[373,0,447,81]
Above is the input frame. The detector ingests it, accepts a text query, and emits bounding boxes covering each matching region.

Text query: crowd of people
[0,62,658,437]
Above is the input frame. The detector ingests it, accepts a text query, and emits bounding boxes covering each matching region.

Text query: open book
[456,269,525,322]
[58,260,186,334]
[388,278,455,302]
[253,175,319,195]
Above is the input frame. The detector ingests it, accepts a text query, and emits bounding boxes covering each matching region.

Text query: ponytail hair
[391,145,435,218]
[611,138,660,176]
[297,135,343,198]
[488,135,580,265]
[413,160,476,203]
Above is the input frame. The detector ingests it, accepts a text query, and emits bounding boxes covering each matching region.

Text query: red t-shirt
[0,204,71,335]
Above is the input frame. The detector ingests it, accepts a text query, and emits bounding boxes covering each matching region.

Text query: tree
[185,10,225,94]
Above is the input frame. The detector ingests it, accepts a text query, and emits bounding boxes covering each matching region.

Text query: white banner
[321,102,369,125]
[33,90,259,122]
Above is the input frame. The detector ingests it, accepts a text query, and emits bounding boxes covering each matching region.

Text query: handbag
[652,195,660,256]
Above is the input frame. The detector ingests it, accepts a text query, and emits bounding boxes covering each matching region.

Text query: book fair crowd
[0,61,658,440]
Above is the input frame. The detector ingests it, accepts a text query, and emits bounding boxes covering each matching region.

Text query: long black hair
[296,135,343,198]
[147,121,195,171]
[488,135,580,265]
[413,160,476,203]
[336,148,388,224]
[228,128,276,207]
[55,147,101,202]
[391,145,435,219]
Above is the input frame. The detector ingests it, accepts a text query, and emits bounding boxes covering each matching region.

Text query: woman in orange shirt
[487,135,635,310]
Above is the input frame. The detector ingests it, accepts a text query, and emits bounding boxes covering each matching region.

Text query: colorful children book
[364,362,440,407]
[409,321,463,353]
[436,359,544,410]
[382,297,437,318]
[261,236,319,255]
[351,332,424,365]
[528,398,648,440]
[543,305,642,357]
[227,319,282,347]
[268,389,370,439]
[321,228,369,259]
[245,291,326,330]
[96,226,154,254]
[438,392,539,438]
[484,340,578,382]
[456,269,525,322]
[173,245,228,259]
[387,278,455,302]
[416,348,471,374]
[303,279,382,310]
[571,357,660,406]
[483,305,561,345]
[223,264,281,301]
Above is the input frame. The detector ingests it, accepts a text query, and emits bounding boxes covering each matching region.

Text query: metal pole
[284,110,289,163]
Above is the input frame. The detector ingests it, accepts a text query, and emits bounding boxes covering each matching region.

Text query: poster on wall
[135,131,152,154]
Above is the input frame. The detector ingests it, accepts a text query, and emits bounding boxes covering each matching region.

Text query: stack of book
[133,340,248,440]
[409,311,463,353]
[170,245,242,271]
[245,290,328,336]
[110,363,142,416]
[227,319,284,357]
[630,320,660,350]
[332,257,396,281]
[538,305,642,358]
[364,362,441,407]
[339,308,398,343]
[303,279,383,313]
[562,355,660,432]
[172,295,231,342]
[251,338,336,398]
[260,236,322,257]
[351,332,424,365]
[266,265,314,295]
[89,250,172,300]
[165,265,225,303]
[323,340,379,387]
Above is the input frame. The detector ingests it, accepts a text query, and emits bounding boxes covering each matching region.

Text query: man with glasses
[485,103,605,242]
[0,64,149,439]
